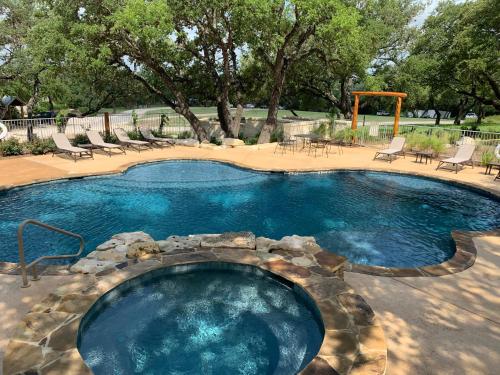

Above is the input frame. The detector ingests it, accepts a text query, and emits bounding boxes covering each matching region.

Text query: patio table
[485,161,500,175]
[294,134,320,150]
[415,151,433,164]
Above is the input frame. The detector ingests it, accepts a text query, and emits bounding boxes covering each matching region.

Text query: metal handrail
[17,219,85,288]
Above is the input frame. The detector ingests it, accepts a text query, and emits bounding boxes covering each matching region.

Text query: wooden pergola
[351,91,407,135]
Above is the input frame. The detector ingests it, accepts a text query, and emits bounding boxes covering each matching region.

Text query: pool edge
[2,251,388,375]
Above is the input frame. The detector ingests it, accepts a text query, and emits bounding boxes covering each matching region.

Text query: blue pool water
[78,263,324,375]
[0,160,499,267]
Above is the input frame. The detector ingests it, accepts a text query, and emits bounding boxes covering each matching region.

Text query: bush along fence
[290,120,500,165]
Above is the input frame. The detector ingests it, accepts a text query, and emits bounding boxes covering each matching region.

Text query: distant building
[1,96,27,119]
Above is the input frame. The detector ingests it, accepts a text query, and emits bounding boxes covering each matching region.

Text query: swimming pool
[1,160,499,267]
[77,262,324,375]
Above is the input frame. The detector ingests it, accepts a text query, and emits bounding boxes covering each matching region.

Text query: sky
[414,0,440,26]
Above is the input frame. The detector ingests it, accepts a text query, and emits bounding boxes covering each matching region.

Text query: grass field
[143,106,460,124]
[137,106,500,132]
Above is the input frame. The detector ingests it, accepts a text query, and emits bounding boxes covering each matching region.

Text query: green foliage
[72,134,90,146]
[126,131,142,140]
[238,132,258,145]
[0,138,24,156]
[131,110,139,132]
[210,136,222,145]
[102,133,119,144]
[333,128,357,143]
[177,131,193,139]
[428,135,446,155]
[26,139,56,155]
[270,128,284,142]
[480,150,495,166]
[312,123,332,137]
[55,113,66,133]
[159,114,168,133]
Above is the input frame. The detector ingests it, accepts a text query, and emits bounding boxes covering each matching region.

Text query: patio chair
[308,138,329,157]
[114,128,152,152]
[373,136,406,163]
[274,137,297,154]
[86,130,126,156]
[52,133,93,162]
[139,127,175,147]
[436,144,476,174]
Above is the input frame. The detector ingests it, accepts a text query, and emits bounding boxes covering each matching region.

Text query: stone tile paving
[3,231,387,375]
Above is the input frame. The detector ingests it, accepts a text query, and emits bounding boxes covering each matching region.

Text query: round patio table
[294,134,320,150]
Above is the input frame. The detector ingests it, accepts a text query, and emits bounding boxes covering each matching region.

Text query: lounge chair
[52,134,93,162]
[139,127,175,147]
[373,136,406,162]
[436,144,475,173]
[114,128,152,152]
[86,130,125,156]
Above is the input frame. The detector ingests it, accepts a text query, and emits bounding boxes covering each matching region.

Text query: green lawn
[143,107,446,123]
[140,106,500,132]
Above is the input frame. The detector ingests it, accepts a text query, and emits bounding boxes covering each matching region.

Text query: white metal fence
[1,113,193,142]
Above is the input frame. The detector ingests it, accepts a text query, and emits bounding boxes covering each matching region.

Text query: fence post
[104,112,110,137]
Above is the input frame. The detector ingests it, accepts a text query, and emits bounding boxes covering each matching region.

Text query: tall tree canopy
[410,0,500,111]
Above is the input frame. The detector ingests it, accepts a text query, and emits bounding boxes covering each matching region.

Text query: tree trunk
[339,77,353,120]
[176,106,207,141]
[258,64,287,143]
[48,96,54,111]
[26,80,41,142]
[476,104,483,124]
[454,98,468,125]
[231,103,244,138]
[434,110,441,125]
[216,100,231,135]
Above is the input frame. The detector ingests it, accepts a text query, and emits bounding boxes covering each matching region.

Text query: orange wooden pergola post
[351,91,407,136]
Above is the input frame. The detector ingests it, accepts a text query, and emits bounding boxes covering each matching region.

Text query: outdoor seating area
[0,0,498,372]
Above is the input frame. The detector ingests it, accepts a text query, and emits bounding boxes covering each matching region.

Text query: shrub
[131,110,139,132]
[72,133,90,146]
[244,136,258,145]
[334,128,357,144]
[0,138,24,156]
[27,139,56,155]
[210,136,222,145]
[270,128,284,142]
[151,129,168,138]
[428,135,446,155]
[481,150,494,166]
[177,131,193,139]
[102,133,119,143]
[406,133,427,151]
[126,131,143,140]
[312,123,331,137]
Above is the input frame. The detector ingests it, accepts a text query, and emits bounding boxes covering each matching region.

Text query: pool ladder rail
[17,219,85,288]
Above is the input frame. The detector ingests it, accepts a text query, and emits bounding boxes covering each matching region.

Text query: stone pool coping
[2,246,387,375]
[1,157,498,278]
[347,229,500,277]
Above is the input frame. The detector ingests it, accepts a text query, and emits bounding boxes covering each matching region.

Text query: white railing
[1,113,192,141]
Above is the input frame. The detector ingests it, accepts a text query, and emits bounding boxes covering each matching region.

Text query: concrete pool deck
[0,144,499,374]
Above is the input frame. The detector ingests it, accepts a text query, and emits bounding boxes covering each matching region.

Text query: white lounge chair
[114,128,152,152]
[373,136,406,163]
[139,127,175,147]
[436,144,476,173]
[86,130,125,156]
[52,133,93,162]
